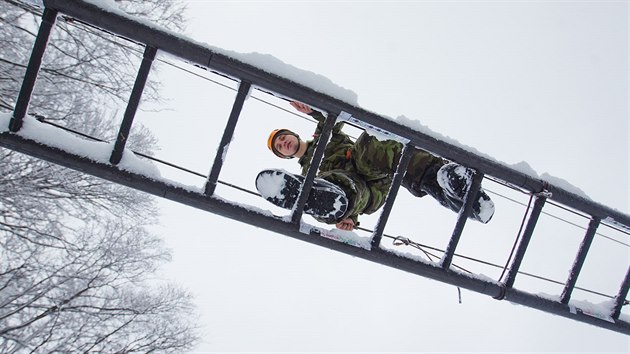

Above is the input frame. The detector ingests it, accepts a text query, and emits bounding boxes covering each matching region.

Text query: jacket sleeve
[308,110,345,136]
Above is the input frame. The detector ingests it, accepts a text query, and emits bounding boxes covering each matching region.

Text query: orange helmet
[267,129,299,159]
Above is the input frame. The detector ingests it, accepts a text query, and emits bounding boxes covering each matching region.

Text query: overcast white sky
[130,1,630,352]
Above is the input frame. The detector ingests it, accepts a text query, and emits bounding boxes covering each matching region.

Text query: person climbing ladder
[257,101,495,230]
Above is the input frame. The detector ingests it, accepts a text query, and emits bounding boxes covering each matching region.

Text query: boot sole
[256,169,348,223]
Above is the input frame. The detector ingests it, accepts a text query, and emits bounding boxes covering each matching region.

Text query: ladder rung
[370,144,414,249]
[504,195,547,288]
[290,112,341,225]
[110,45,157,164]
[441,171,483,269]
[612,265,630,319]
[204,80,251,195]
[10,8,58,132]
[560,217,600,304]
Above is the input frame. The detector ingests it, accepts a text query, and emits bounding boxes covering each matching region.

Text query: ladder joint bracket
[493,283,508,301]
[535,181,553,198]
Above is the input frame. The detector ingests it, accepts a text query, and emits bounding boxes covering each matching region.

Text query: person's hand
[336,218,355,231]
[290,101,313,114]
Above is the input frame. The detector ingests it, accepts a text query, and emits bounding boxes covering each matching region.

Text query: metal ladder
[2,0,630,335]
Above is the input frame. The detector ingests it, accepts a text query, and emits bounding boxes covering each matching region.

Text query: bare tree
[1,0,200,352]
[0,219,198,353]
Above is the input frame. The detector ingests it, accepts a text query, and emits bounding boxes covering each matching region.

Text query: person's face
[274,134,299,158]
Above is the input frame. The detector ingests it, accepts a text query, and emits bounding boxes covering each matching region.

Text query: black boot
[424,163,495,223]
[419,177,465,215]
[436,163,473,201]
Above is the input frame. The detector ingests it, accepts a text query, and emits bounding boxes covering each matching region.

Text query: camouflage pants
[319,132,445,222]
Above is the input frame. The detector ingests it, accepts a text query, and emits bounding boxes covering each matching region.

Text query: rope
[384,229,625,303]
[391,236,466,303]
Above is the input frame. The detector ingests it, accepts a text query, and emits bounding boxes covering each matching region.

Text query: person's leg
[403,158,495,223]
[401,149,446,197]
[317,170,371,221]
[435,163,495,223]
[413,162,464,213]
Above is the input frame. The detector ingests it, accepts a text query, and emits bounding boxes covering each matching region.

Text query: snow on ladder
[2,0,630,336]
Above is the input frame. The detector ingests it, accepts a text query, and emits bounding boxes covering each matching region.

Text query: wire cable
[13,7,629,305]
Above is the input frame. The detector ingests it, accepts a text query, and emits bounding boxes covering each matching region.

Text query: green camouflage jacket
[297,110,443,226]
[297,111,403,225]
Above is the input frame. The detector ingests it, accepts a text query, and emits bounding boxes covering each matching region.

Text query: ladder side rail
[612,265,630,319]
[30,0,541,190]
[290,112,339,224]
[308,108,628,230]
[204,80,252,195]
[3,131,630,335]
[0,132,504,298]
[370,144,414,249]
[42,0,630,229]
[10,7,59,132]
[110,45,157,164]
[503,196,547,289]
[560,217,600,304]
[441,172,483,269]
[505,287,630,335]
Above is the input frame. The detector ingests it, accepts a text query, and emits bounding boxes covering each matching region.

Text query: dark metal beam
[441,172,483,269]
[0,131,502,296]
[504,196,546,289]
[560,217,600,304]
[10,7,58,132]
[40,0,630,228]
[110,45,157,165]
[290,112,339,225]
[370,144,414,249]
[612,265,630,319]
[505,287,630,335]
[2,131,630,335]
[204,81,251,195]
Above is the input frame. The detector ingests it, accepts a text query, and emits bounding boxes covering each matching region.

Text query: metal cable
[10,5,628,304]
